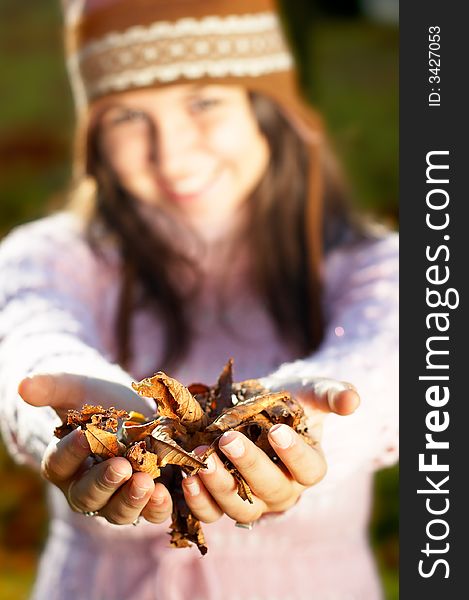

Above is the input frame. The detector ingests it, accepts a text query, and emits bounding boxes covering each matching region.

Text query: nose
[149,114,198,180]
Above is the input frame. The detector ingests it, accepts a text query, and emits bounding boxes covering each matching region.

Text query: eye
[188,97,222,114]
[104,108,148,127]
[114,109,147,125]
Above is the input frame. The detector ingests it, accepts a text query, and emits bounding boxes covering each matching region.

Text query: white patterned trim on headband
[68,11,294,104]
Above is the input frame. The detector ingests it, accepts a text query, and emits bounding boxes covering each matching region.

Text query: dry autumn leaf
[122,420,160,444]
[212,357,234,411]
[56,359,314,555]
[206,392,291,433]
[170,471,208,555]
[149,425,206,473]
[132,372,208,432]
[126,441,161,479]
[54,404,129,439]
[225,461,254,503]
[84,424,126,460]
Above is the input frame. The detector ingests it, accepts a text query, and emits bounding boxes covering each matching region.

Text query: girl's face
[96,84,270,236]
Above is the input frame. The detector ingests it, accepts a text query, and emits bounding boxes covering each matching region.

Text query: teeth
[171,182,210,195]
[166,173,217,196]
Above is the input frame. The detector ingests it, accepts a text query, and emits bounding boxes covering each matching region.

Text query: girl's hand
[19,373,358,527]
[40,429,172,525]
[181,380,360,525]
[19,373,172,525]
[182,426,325,525]
[18,373,152,420]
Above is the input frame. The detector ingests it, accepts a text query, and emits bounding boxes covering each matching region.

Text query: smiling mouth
[158,171,221,203]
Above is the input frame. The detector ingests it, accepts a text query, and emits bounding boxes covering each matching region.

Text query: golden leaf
[149,425,206,473]
[84,424,126,459]
[54,359,319,557]
[122,420,159,444]
[170,473,208,555]
[187,383,210,396]
[132,372,208,432]
[206,392,291,433]
[126,441,161,479]
[225,462,253,503]
[234,413,274,458]
[232,379,267,401]
[213,358,234,412]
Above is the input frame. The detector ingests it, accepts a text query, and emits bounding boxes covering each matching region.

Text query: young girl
[0,1,398,599]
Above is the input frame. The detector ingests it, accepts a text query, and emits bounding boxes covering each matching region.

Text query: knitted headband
[63,0,323,135]
[62,0,324,303]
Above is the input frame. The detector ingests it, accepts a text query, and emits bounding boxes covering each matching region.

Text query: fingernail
[269,424,294,449]
[220,432,245,458]
[331,389,360,415]
[75,430,90,451]
[193,445,210,457]
[185,477,200,497]
[203,454,217,474]
[131,484,151,501]
[327,389,340,411]
[151,495,166,506]
[104,465,125,485]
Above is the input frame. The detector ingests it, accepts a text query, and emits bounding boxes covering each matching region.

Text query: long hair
[78,92,363,372]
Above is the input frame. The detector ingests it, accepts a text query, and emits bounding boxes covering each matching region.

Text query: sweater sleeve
[260,233,399,486]
[0,214,148,470]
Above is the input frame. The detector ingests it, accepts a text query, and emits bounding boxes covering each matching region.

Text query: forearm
[261,234,399,483]
[0,214,142,468]
[0,329,139,469]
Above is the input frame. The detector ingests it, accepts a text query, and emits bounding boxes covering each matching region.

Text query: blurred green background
[0,1,398,598]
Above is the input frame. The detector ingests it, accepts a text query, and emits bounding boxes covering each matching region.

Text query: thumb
[18,373,148,420]
[306,378,360,416]
[19,374,86,417]
[261,375,360,416]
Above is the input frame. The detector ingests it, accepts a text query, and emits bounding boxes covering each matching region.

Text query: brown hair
[80,92,363,372]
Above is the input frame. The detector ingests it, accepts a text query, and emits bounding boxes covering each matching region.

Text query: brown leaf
[84,424,126,459]
[187,383,214,418]
[126,441,161,479]
[234,413,275,458]
[81,405,128,426]
[184,429,219,452]
[55,404,128,442]
[187,383,210,396]
[90,413,119,432]
[152,417,192,449]
[290,412,312,438]
[213,358,234,412]
[232,379,267,401]
[54,405,129,439]
[153,417,187,438]
[54,404,103,438]
[149,425,207,473]
[206,392,291,433]
[54,422,76,439]
[132,372,208,432]
[170,509,207,555]
[264,396,305,424]
[225,461,253,503]
[53,361,318,557]
[70,404,107,425]
[122,420,159,444]
[170,472,207,555]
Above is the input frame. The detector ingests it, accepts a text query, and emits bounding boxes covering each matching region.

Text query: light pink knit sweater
[0,213,398,600]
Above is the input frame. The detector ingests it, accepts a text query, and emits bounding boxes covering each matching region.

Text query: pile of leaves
[54,360,312,555]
